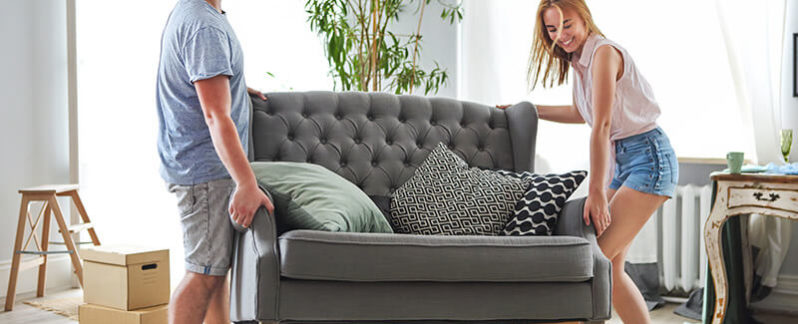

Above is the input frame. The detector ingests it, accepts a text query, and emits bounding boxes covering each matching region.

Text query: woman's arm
[583,45,623,236]
[495,104,584,124]
[537,104,585,124]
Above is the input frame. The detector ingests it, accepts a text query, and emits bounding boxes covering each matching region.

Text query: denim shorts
[609,127,678,198]
[167,178,236,276]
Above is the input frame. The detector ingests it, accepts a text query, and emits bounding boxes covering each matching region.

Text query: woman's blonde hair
[528,0,603,90]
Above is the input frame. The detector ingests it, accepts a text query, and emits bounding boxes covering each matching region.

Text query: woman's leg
[610,246,651,324]
[599,185,668,323]
[600,185,667,261]
[606,187,617,202]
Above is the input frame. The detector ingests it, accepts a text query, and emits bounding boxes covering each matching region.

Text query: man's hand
[583,191,611,237]
[495,104,511,109]
[247,87,267,100]
[229,182,274,228]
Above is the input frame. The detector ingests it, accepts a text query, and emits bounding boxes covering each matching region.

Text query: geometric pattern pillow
[496,170,587,236]
[389,143,532,235]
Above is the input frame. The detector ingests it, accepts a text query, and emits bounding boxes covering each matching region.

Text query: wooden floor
[0,288,80,324]
[608,303,697,323]
[1,288,700,324]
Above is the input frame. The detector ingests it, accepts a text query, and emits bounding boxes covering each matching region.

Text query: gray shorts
[168,178,235,276]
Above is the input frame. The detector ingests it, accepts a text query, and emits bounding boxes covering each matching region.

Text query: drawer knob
[752,192,780,202]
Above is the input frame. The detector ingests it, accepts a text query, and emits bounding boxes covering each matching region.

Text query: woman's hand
[247,87,267,100]
[583,190,611,237]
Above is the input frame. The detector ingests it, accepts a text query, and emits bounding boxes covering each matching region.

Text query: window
[76,1,331,284]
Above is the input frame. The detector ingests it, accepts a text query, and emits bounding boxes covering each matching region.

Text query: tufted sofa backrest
[250,91,538,197]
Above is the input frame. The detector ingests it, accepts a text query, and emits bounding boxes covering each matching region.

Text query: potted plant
[305,0,462,95]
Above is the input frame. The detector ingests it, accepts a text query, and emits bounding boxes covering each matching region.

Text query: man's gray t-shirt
[156,0,249,185]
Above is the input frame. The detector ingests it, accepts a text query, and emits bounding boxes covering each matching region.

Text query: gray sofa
[230,91,611,323]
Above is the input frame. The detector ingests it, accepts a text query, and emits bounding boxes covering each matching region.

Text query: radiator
[627,184,713,294]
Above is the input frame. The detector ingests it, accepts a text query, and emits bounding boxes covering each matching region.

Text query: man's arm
[247,87,267,100]
[195,75,273,228]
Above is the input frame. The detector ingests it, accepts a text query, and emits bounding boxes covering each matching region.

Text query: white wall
[0,0,74,300]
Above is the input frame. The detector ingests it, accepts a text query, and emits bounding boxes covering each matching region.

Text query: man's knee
[184,272,226,292]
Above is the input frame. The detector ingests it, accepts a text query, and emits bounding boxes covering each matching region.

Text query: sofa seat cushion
[278,230,594,282]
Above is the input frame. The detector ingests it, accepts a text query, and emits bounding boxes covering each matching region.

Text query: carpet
[22,296,80,320]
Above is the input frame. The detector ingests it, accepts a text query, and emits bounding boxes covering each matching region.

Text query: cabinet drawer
[728,187,798,212]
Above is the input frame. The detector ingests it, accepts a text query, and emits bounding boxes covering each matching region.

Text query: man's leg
[170,272,226,324]
[204,273,230,324]
[168,179,237,324]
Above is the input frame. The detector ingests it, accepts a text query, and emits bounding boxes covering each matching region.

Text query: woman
[500,0,678,322]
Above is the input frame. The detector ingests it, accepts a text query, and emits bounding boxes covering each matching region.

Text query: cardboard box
[81,245,170,311]
[79,303,167,324]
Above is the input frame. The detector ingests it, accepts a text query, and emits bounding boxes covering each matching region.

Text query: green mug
[726,152,744,174]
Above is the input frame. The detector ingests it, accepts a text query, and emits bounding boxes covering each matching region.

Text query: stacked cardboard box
[78,245,170,324]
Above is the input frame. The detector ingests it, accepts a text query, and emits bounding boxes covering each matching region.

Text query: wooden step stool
[4,184,100,311]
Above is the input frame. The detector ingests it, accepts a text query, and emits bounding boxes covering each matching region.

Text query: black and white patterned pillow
[389,143,532,235]
[497,170,587,236]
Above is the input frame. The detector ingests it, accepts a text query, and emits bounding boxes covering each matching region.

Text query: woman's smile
[559,35,575,48]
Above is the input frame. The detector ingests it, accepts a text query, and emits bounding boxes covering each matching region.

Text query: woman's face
[542,6,588,54]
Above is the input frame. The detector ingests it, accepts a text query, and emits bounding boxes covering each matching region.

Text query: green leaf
[306,0,461,94]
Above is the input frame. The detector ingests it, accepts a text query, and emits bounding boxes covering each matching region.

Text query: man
[155,0,273,323]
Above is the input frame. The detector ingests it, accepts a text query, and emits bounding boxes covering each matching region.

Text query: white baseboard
[0,255,76,303]
[750,274,798,315]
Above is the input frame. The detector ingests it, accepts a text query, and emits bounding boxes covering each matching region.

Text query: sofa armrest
[505,102,538,172]
[554,197,612,320]
[230,187,280,322]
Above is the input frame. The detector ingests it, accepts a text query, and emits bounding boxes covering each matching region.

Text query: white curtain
[459,0,752,267]
[714,0,791,291]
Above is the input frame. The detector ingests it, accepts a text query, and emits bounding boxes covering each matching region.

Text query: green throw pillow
[250,162,393,233]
